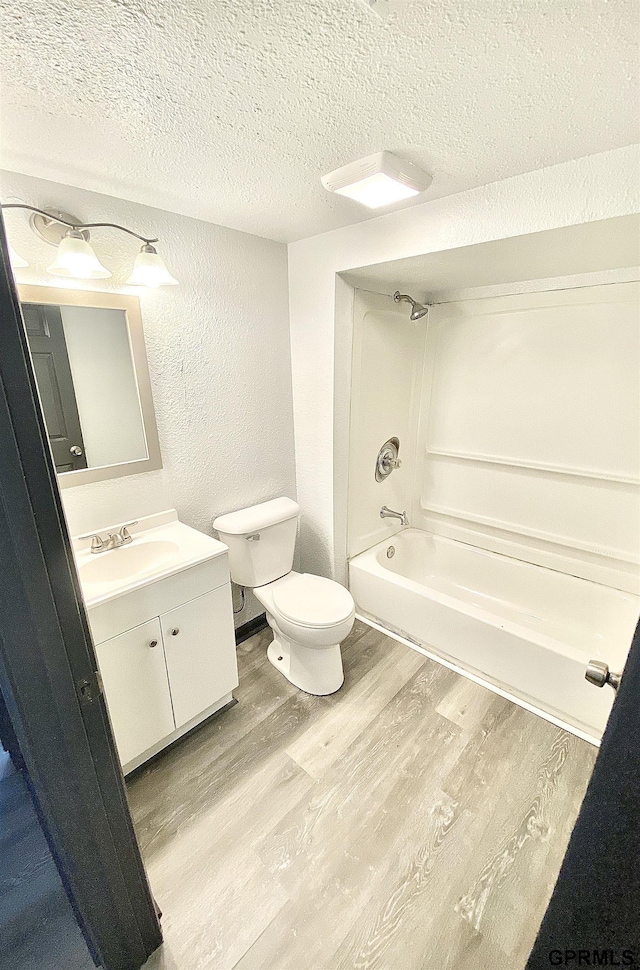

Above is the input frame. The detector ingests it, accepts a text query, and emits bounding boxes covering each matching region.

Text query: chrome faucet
[79,521,138,554]
[380,506,408,526]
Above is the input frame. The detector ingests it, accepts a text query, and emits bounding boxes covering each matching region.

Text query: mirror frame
[18,284,162,488]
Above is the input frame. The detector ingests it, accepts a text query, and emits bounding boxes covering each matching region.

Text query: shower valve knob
[376,437,401,482]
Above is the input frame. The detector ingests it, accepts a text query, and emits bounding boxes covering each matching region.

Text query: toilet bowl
[254,571,354,694]
[213,497,355,695]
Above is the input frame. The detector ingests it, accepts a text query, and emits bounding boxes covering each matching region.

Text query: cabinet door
[95,618,175,766]
[160,585,238,729]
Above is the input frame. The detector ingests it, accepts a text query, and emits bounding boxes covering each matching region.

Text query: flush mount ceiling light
[0,203,179,286]
[321,151,431,209]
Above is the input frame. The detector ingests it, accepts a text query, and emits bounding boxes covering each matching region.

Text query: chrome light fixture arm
[2,203,178,284]
[0,203,159,244]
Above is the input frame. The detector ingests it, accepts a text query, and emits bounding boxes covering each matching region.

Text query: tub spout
[380,506,408,526]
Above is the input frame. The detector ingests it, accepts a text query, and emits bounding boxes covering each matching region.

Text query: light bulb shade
[126,245,178,287]
[8,243,29,269]
[47,232,111,279]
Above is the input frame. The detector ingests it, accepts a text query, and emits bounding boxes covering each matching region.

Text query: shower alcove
[338,215,640,742]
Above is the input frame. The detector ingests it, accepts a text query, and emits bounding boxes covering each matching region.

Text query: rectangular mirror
[18,285,161,488]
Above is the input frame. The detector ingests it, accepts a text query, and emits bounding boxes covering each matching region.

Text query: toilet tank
[213,497,299,587]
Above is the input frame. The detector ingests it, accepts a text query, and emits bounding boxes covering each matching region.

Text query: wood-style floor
[131,620,597,970]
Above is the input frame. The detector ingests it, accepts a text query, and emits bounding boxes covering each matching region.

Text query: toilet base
[266,626,344,696]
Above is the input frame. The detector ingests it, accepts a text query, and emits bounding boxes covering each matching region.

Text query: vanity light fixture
[321,151,431,209]
[47,229,111,280]
[0,203,179,286]
[8,242,29,269]
[126,243,178,287]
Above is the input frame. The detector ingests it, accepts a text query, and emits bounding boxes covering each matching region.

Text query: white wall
[347,289,424,557]
[3,170,295,625]
[412,283,639,593]
[288,145,640,581]
[60,304,147,468]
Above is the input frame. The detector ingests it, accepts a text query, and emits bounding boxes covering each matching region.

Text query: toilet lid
[272,573,355,628]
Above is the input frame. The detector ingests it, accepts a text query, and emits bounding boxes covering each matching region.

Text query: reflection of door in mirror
[22,304,88,473]
[23,300,149,473]
[17,285,162,488]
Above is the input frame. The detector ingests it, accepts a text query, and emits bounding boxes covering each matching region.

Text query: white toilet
[213,497,354,695]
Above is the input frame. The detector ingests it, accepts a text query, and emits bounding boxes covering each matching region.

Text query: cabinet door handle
[170,628,180,636]
[149,639,158,648]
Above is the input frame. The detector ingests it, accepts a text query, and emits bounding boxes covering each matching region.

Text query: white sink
[79,539,181,590]
[73,510,229,608]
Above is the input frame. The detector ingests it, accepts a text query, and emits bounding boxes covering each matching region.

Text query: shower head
[393,290,429,320]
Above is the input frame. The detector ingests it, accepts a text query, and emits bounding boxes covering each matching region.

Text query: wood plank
[286,631,425,779]
[238,664,462,969]
[131,622,597,970]
[451,718,595,963]
[436,673,500,733]
[142,844,288,970]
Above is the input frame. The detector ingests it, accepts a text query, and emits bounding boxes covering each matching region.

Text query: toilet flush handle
[246,533,261,541]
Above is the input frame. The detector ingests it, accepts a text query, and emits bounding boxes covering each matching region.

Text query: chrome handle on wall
[376,437,401,482]
[585,660,622,692]
[149,639,158,648]
[170,628,180,636]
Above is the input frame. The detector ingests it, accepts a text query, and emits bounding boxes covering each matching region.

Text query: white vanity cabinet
[86,547,238,774]
[94,618,175,767]
[160,585,237,729]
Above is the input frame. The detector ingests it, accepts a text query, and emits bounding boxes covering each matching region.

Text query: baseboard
[235,612,268,644]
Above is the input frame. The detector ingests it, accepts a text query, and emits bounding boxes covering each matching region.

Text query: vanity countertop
[72,509,228,609]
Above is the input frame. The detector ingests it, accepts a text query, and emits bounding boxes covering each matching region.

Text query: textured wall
[1,0,638,241]
[3,170,295,625]
[288,145,640,580]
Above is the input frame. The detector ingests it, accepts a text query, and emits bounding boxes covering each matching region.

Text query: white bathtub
[349,530,639,740]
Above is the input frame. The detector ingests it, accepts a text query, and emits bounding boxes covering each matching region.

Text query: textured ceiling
[0,0,638,242]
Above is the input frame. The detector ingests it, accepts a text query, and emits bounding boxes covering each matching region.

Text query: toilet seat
[271,573,354,629]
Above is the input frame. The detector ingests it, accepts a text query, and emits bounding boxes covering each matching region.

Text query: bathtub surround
[346,277,639,739]
[415,284,639,593]
[2,169,295,626]
[350,282,639,589]
[348,290,424,557]
[288,144,640,581]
